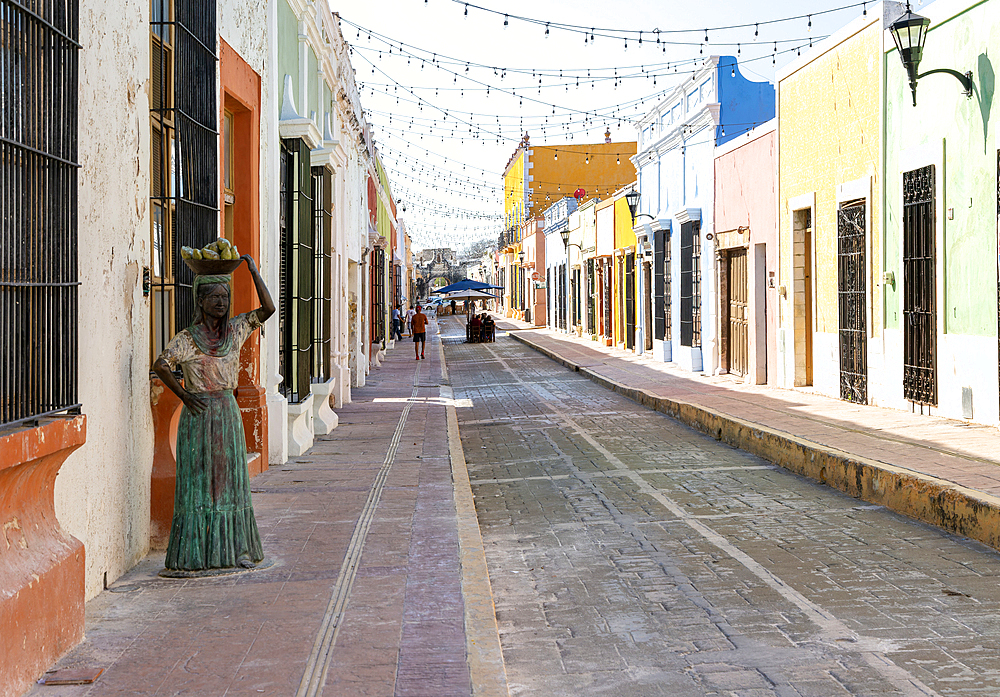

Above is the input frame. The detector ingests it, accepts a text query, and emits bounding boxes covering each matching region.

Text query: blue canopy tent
[433,279,503,294]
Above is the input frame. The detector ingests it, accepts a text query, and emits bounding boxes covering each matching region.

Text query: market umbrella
[433,279,503,294]
[442,289,497,317]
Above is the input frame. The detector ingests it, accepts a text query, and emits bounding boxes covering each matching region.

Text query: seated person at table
[469,313,482,342]
[481,313,495,341]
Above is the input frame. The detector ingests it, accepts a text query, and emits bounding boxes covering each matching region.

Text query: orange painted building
[501,134,637,320]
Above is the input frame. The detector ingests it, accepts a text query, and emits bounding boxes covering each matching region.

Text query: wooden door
[727,249,749,377]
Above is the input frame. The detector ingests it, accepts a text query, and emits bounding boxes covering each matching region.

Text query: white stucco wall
[56,0,154,600]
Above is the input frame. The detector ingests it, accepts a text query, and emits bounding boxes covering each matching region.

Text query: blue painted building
[631,56,775,373]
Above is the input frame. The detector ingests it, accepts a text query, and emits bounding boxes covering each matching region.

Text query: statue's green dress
[158,308,264,570]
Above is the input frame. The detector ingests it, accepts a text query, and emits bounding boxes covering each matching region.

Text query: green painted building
[883,0,1000,422]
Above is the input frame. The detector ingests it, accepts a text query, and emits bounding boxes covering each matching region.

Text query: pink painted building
[713,120,777,384]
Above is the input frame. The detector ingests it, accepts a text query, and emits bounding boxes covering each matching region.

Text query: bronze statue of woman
[152,255,275,572]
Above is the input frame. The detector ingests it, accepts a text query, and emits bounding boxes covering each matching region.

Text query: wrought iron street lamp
[889,4,972,106]
[624,188,655,225]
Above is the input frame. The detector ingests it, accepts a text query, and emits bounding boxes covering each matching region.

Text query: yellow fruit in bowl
[191,248,203,260]
[201,248,220,260]
[180,246,194,259]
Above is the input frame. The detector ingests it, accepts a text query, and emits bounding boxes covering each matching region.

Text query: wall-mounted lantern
[889,4,973,106]
[624,188,655,226]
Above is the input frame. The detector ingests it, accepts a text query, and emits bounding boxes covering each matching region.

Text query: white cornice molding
[675,208,702,225]
[635,55,721,128]
[635,102,719,164]
[280,117,323,149]
[311,145,335,169]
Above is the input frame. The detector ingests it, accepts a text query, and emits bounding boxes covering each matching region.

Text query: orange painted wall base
[236,384,268,477]
[0,416,86,697]
[149,378,183,549]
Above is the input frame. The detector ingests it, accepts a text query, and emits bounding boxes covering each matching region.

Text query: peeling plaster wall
[56,0,154,600]
[219,0,268,74]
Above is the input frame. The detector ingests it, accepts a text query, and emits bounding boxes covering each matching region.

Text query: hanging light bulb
[616,155,620,165]
[585,154,590,164]
[504,14,508,27]
[464,3,468,15]
[554,151,558,161]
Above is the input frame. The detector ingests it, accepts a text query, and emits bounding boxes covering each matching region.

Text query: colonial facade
[776,13,884,403]
[499,133,637,323]
[632,56,775,373]
[713,121,778,384]
[0,2,398,694]
[882,0,1000,423]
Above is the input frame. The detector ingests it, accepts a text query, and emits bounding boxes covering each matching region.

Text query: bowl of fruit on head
[180,239,243,275]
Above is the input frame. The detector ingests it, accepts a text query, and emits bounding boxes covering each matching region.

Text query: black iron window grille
[149,0,218,360]
[586,258,596,333]
[837,200,868,404]
[902,165,937,406]
[311,167,332,384]
[654,230,665,340]
[603,261,612,339]
[680,221,701,347]
[1,0,80,427]
[572,267,581,328]
[665,230,672,341]
[558,263,566,330]
[278,138,315,403]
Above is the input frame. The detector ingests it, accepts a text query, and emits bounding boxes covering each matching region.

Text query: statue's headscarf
[190,274,234,357]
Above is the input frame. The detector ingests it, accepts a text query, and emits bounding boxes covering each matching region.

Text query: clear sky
[341,0,901,253]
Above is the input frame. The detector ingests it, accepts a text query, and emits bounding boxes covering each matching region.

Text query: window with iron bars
[1,0,81,427]
[312,167,332,385]
[278,138,315,403]
[654,229,672,341]
[149,0,219,361]
[572,267,581,328]
[586,259,596,334]
[680,221,701,347]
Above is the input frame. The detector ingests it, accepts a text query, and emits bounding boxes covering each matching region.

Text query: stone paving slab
[495,318,1000,552]
[25,321,505,697]
[444,326,1000,695]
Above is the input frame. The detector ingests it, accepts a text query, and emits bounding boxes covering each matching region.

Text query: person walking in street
[412,305,428,359]
[391,305,403,341]
[405,305,416,337]
[449,299,457,316]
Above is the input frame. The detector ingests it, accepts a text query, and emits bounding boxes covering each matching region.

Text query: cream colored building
[776,9,884,402]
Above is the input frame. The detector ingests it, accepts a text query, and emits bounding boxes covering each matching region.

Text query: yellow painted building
[612,191,639,348]
[776,12,882,400]
[502,134,637,319]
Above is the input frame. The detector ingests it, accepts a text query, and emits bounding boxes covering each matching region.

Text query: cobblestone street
[445,319,1000,697]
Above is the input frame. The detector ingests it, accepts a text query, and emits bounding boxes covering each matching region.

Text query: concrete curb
[509,331,1000,552]
[438,335,510,697]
